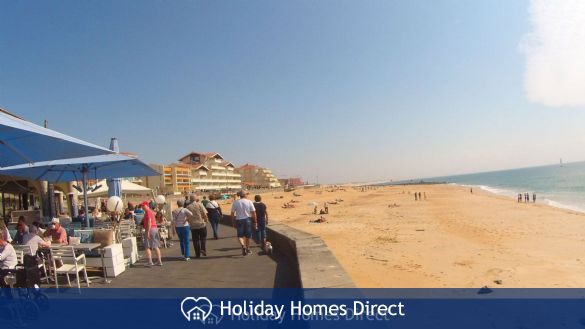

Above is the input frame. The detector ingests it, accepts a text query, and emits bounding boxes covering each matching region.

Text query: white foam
[543,199,585,214]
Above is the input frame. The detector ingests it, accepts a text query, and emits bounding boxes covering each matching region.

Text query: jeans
[209,215,220,239]
[175,226,190,258]
[191,227,207,258]
[255,221,267,244]
[235,218,252,238]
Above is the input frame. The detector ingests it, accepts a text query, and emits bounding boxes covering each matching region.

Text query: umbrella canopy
[0,154,158,182]
[0,109,112,167]
[106,138,122,198]
[0,153,159,227]
[87,179,152,197]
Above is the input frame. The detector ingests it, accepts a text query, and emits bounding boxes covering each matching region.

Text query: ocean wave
[450,183,585,214]
[543,199,585,214]
[476,185,516,196]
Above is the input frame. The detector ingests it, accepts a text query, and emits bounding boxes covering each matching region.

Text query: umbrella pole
[82,168,90,228]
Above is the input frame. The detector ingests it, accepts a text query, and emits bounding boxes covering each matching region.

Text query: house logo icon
[181,297,216,324]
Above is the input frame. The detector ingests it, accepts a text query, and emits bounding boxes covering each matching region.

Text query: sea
[395,161,585,214]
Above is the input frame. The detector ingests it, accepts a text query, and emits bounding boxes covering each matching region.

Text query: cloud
[520,0,585,107]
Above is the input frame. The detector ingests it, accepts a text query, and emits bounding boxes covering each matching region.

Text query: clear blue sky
[2,0,585,183]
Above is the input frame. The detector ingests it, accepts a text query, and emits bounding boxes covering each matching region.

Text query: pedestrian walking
[186,195,208,258]
[533,192,536,203]
[231,191,256,256]
[172,199,192,261]
[142,201,162,266]
[253,195,269,250]
[205,195,222,240]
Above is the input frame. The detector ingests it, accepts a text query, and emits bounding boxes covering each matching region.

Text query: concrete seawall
[221,215,355,288]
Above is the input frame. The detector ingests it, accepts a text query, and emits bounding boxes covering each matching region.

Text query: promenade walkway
[99,224,297,288]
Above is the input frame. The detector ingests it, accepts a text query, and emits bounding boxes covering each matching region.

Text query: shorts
[235,218,252,238]
[144,228,161,249]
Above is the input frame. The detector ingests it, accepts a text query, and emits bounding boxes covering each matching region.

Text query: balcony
[191,178,217,183]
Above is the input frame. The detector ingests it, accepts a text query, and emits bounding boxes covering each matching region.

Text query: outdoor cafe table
[52,243,101,251]
[50,243,110,284]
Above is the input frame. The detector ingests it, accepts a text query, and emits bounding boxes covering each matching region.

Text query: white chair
[12,244,50,284]
[118,220,134,241]
[50,246,89,290]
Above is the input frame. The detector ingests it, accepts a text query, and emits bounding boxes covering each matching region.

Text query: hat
[237,190,245,197]
[51,218,60,224]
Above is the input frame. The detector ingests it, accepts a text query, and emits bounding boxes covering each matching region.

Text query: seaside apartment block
[144,152,243,194]
[236,164,282,189]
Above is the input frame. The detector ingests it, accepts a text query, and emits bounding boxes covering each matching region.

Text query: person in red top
[43,218,68,244]
[142,201,162,266]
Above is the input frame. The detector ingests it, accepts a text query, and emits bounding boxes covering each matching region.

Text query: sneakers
[184,257,190,261]
[156,262,163,266]
[146,262,154,267]
[242,247,247,256]
[246,248,252,255]
[201,250,207,257]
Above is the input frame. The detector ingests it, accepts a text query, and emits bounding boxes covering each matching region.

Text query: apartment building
[236,164,281,189]
[145,152,242,194]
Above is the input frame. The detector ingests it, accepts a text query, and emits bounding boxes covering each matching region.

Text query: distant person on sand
[231,191,257,256]
[533,193,536,203]
[470,188,473,194]
[415,193,418,201]
[517,193,522,203]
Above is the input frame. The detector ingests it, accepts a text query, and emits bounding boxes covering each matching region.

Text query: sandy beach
[259,184,585,288]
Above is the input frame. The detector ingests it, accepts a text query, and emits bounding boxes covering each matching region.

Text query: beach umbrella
[106,138,122,198]
[0,109,112,167]
[0,153,159,227]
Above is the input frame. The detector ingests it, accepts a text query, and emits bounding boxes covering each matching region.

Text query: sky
[2,0,585,184]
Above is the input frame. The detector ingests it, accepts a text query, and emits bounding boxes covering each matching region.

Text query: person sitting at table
[123,208,135,221]
[73,208,86,223]
[134,204,145,225]
[13,221,28,245]
[43,218,68,244]
[91,207,102,220]
[134,204,144,216]
[23,226,50,255]
[0,220,12,243]
[0,233,17,270]
[155,210,168,226]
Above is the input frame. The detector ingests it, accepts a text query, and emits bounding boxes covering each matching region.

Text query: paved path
[97,224,296,288]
